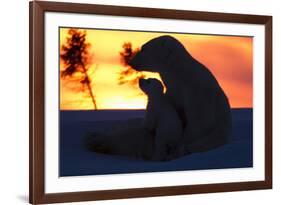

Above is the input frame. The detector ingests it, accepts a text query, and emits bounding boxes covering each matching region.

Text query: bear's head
[129,35,189,72]
[139,78,164,96]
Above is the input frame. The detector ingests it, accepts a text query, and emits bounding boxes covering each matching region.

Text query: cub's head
[129,35,188,72]
[139,78,164,96]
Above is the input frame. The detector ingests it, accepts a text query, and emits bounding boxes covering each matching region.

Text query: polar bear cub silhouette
[139,78,184,161]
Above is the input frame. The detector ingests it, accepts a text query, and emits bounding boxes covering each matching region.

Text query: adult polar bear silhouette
[85,35,231,159]
[129,35,232,152]
[139,78,185,161]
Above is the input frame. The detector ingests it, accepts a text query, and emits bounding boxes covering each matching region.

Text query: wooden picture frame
[29,1,272,204]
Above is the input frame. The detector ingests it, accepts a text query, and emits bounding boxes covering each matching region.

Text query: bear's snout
[128,52,141,70]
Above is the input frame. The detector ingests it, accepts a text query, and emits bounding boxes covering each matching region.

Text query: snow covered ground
[59,109,253,176]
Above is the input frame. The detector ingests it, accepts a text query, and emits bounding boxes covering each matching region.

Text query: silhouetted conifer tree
[119,42,146,87]
[60,29,97,109]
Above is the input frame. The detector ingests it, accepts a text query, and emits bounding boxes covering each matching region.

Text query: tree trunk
[82,66,97,109]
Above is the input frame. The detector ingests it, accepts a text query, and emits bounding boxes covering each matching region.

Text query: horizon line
[60,107,253,111]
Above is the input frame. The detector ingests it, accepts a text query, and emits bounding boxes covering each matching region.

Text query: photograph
[59,27,253,176]
[29,1,272,203]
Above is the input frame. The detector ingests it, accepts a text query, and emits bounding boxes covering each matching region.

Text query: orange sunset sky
[59,28,253,110]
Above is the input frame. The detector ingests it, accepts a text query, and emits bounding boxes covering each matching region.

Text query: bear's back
[180,58,232,152]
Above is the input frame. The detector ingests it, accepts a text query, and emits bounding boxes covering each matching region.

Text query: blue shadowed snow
[59,109,253,176]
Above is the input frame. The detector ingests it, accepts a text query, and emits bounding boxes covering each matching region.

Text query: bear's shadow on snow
[84,35,232,161]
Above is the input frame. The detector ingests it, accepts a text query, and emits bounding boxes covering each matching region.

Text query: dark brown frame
[29,1,272,204]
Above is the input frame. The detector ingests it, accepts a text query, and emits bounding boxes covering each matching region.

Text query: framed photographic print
[29,1,272,204]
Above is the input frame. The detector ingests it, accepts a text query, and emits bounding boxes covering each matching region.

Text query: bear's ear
[160,36,193,65]
[156,38,172,61]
